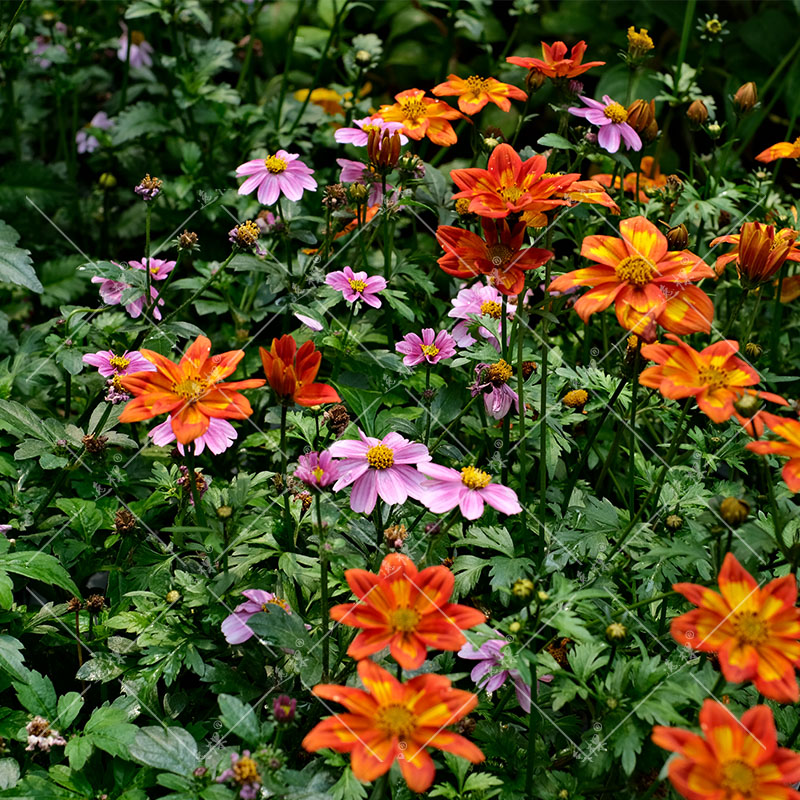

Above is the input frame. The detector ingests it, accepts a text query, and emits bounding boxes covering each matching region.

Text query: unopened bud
[719,496,750,527]
[606,622,627,642]
[733,82,758,113]
[733,393,760,419]
[166,590,180,603]
[665,514,683,531]
[686,99,708,125]
[664,223,689,251]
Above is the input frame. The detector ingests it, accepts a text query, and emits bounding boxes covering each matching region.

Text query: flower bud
[273,694,297,723]
[346,183,370,204]
[719,497,750,527]
[166,590,180,603]
[512,578,534,598]
[562,389,589,411]
[99,172,117,190]
[216,505,233,519]
[509,621,521,633]
[627,26,654,59]
[686,99,708,125]
[178,230,199,251]
[707,122,722,139]
[626,99,658,143]
[606,622,627,642]
[733,82,758,114]
[744,342,763,359]
[134,173,162,201]
[526,69,546,93]
[733,393,760,419]
[664,223,689,251]
[665,514,683,531]
[367,129,401,171]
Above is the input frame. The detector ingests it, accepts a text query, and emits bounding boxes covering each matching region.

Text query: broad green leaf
[0,552,80,597]
[0,221,41,293]
[128,726,199,775]
[218,694,261,746]
[65,735,93,771]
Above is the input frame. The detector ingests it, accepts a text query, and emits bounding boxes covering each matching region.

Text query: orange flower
[670,553,800,702]
[652,699,800,800]
[435,218,554,295]
[521,177,620,227]
[293,87,350,116]
[781,274,800,303]
[259,335,340,407]
[710,221,800,284]
[506,40,605,80]
[451,143,574,219]
[547,216,715,340]
[756,135,800,163]
[329,553,485,669]
[638,334,786,423]
[118,336,265,445]
[747,412,800,492]
[431,74,527,115]
[302,658,484,792]
[593,156,667,203]
[378,88,464,146]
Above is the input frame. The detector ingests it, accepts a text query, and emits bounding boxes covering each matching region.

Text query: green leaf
[0,760,19,791]
[55,692,84,729]
[13,671,57,718]
[451,555,485,598]
[65,735,93,771]
[0,636,28,683]
[112,102,172,145]
[537,133,576,152]
[0,400,55,441]
[0,573,12,610]
[128,726,200,775]
[0,221,41,293]
[85,706,138,758]
[75,654,125,682]
[0,551,80,597]
[218,694,261,746]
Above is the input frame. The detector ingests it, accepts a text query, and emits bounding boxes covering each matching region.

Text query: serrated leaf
[0,552,80,597]
[128,726,199,775]
[112,102,171,145]
[217,694,261,746]
[65,735,93,771]
[0,221,41,293]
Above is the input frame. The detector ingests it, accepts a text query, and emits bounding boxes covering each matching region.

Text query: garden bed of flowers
[2,1,800,798]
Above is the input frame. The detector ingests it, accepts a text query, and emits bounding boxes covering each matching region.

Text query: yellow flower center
[264,155,288,174]
[171,377,209,403]
[232,756,261,785]
[108,354,130,371]
[705,18,722,34]
[312,466,325,482]
[400,97,426,124]
[261,597,290,613]
[615,255,656,286]
[465,75,490,98]
[698,365,730,391]
[461,466,491,490]
[480,300,503,319]
[348,278,367,292]
[111,374,124,391]
[376,704,417,738]
[235,220,260,246]
[420,343,440,358]
[563,389,589,408]
[455,198,472,215]
[487,359,513,385]
[498,185,524,203]
[732,611,768,646]
[487,243,514,267]
[720,760,757,795]
[361,123,381,134]
[366,444,394,470]
[130,30,146,45]
[390,607,421,632]
[603,102,629,123]
[627,26,654,55]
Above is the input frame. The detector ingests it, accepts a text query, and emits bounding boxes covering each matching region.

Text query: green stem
[280,403,290,533]
[424,364,432,446]
[524,659,538,794]
[161,249,237,326]
[144,204,152,308]
[65,373,71,420]
[368,773,388,800]
[516,284,528,542]
[673,0,696,100]
[740,289,762,346]
[332,303,355,381]
[428,394,478,456]
[770,263,787,371]
[277,198,293,279]
[274,0,306,134]
[612,591,675,616]
[763,460,789,563]
[187,442,206,527]
[538,243,553,544]
[721,289,747,339]
[316,491,329,680]
[0,0,27,51]
[628,342,642,514]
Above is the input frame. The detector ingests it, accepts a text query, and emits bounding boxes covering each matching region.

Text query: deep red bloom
[259,335,340,407]
[506,41,605,80]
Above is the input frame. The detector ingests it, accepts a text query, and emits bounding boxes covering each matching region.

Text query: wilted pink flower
[129,257,176,280]
[471,361,518,419]
[273,695,296,723]
[82,349,155,377]
[91,274,164,320]
[221,590,292,644]
[336,158,388,206]
[295,450,339,488]
[448,283,514,349]
[395,328,457,367]
[325,266,386,308]
[294,312,323,331]
[76,111,114,154]
[334,115,408,147]
[117,25,154,69]
[217,750,261,800]
[418,462,521,519]
[25,717,66,752]
[149,417,237,456]
[236,150,317,205]
[568,94,642,154]
[329,429,431,514]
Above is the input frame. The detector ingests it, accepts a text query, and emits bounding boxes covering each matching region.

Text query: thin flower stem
[187,442,206,528]
[739,289,762,347]
[280,403,290,533]
[628,341,642,515]
[274,0,306,133]
[424,364,432,445]
[611,590,675,616]
[538,237,554,543]
[332,303,355,381]
[161,249,237,326]
[770,263,788,372]
[428,393,479,456]
[144,204,152,308]
[524,660,538,795]
[277,198,293,279]
[721,289,747,339]
[65,373,71,420]
[316,491,329,680]
[516,284,528,540]
[763,460,789,564]
[119,21,132,112]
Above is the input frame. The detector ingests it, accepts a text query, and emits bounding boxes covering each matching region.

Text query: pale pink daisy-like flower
[221,590,293,644]
[334,115,409,147]
[76,111,114,154]
[329,429,431,514]
[448,282,515,349]
[129,257,177,280]
[82,349,155,377]
[149,417,237,456]
[294,450,339,489]
[395,328,457,367]
[418,462,521,519]
[568,95,642,154]
[236,150,317,205]
[117,25,154,69]
[336,158,387,206]
[91,274,164,320]
[325,266,387,308]
[471,361,518,419]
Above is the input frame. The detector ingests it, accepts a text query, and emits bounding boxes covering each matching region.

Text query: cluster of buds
[105,374,130,405]
[177,229,199,251]
[228,220,260,250]
[367,128,402,174]
[512,578,534,598]
[134,174,162,201]
[323,404,350,436]
[178,466,208,504]
[562,389,589,412]
[396,151,425,181]
[383,523,408,550]
[626,26,654,60]
[25,717,66,752]
[321,183,347,211]
[626,99,657,143]
[293,489,312,514]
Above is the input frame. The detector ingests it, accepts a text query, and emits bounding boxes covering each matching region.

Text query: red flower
[747,412,800,492]
[506,40,605,80]
[259,335,340,406]
[710,221,800,284]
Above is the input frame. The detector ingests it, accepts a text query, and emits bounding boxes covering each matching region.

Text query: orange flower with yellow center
[329,553,486,669]
[547,216,715,340]
[710,221,800,284]
[506,40,605,79]
[118,336,265,444]
[593,156,667,204]
[756,135,800,163]
[638,334,786,423]
[378,88,464,146]
[431,74,527,115]
[653,700,800,800]
[302,659,483,792]
[670,553,800,702]
[747,412,800,493]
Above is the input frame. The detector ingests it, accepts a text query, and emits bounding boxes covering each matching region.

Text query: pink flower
[221,590,293,644]
[336,158,387,206]
[117,25,154,69]
[418,462,521,519]
[334,115,409,147]
[32,34,66,69]
[76,111,114,154]
[325,266,386,308]
[236,150,317,205]
[328,429,431,514]
[448,283,514,349]
[82,349,155,377]
[217,751,261,799]
[294,312,323,331]
[395,328,457,367]
[568,95,642,154]
[149,417,237,456]
[294,450,340,489]
[470,361,518,420]
[91,273,164,320]
[129,257,177,280]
